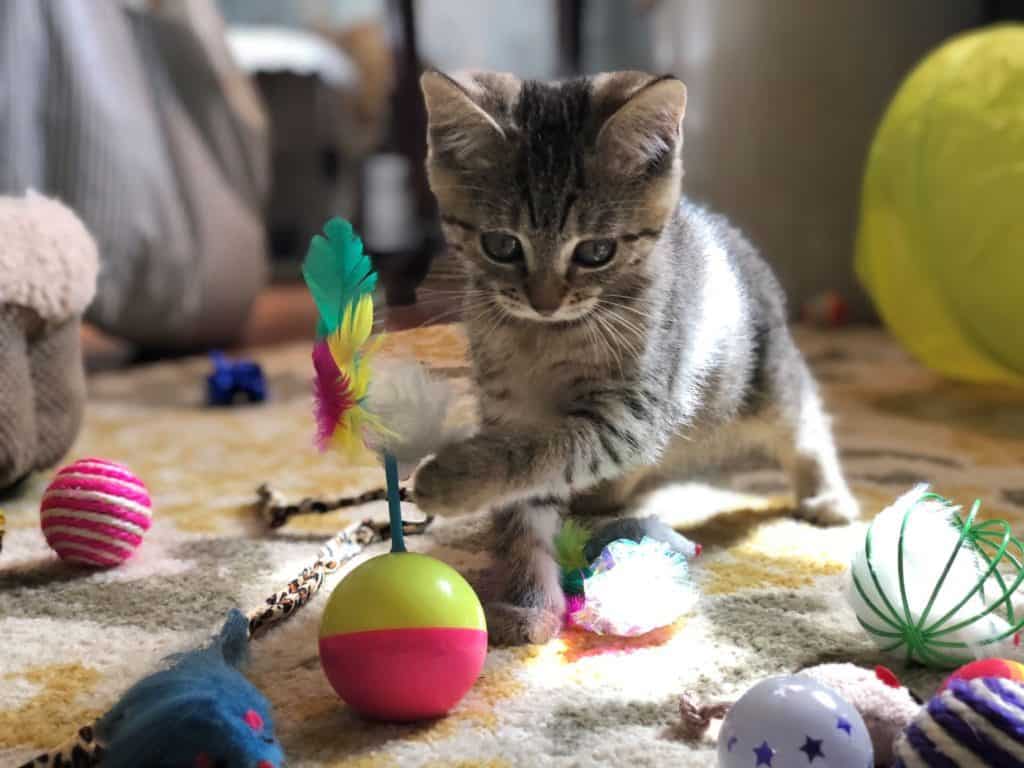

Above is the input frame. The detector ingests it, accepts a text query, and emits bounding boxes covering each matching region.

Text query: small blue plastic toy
[207,351,267,406]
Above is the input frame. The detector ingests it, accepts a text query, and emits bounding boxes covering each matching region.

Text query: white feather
[848,484,1012,661]
[365,360,460,477]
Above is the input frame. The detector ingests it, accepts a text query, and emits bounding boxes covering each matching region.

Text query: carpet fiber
[3,325,1024,766]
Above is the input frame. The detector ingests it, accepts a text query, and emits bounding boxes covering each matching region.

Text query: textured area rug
[3,325,1024,767]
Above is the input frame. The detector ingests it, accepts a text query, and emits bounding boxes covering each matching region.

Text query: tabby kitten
[412,70,859,646]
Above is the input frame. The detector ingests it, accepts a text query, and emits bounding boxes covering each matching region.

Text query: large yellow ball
[856,25,1024,384]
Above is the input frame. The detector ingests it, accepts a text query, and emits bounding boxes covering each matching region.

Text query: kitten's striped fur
[414,71,858,645]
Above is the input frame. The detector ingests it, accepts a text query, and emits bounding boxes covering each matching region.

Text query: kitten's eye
[480,232,524,264]
[572,239,617,268]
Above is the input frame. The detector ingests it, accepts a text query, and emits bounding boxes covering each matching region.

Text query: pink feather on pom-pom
[565,594,586,627]
[312,339,355,452]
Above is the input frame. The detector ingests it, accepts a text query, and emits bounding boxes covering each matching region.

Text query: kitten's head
[421,70,687,324]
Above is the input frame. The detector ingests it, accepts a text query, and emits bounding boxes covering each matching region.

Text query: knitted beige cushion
[0,192,96,490]
[0,192,98,322]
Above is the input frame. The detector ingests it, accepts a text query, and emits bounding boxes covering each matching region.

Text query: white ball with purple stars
[717,675,873,768]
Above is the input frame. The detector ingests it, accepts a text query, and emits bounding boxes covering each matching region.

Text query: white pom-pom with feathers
[364,360,463,478]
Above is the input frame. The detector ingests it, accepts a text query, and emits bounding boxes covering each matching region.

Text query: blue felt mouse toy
[98,610,283,768]
[19,610,284,768]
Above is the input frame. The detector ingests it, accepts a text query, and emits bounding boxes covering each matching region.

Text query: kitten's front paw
[484,602,562,646]
[796,489,860,526]
[411,445,498,517]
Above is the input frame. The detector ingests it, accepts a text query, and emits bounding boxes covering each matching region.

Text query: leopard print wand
[18,724,104,767]
[256,482,411,529]
[247,511,433,636]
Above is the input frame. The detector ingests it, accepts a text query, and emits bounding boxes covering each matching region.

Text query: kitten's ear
[595,76,687,178]
[421,70,508,170]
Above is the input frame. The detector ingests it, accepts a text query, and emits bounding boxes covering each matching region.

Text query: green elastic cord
[858,490,1024,666]
[385,453,405,553]
[963,519,1024,624]
[934,520,1024,646]
[914,498,979,635]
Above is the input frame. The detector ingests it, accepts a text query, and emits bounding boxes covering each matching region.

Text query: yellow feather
[350,294,374,342]
[320,292,392,462]
[330,294,375,364]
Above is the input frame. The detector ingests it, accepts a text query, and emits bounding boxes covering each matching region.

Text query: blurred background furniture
[217,0,563,308]
[0,0,272,352]
[375,0,1021,320]
[227,25,362,282]
[648,1,987,321]
[70,0,1020,360]
[569,0,1023,320]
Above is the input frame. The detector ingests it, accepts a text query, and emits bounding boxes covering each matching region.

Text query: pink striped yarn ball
[41,458,152,567]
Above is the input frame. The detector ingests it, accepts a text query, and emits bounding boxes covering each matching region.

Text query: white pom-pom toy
[365,360,465,477]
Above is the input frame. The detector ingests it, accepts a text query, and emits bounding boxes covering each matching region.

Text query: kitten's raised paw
[484,602,562,646]
[796,490,860,526]
[412,455,485,517]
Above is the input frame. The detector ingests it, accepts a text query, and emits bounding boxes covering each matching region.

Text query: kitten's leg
[413,387,674,517]
[413,389,673,644]
[770,355,859,525]
[568,468,648,518]
[486,496,566,646]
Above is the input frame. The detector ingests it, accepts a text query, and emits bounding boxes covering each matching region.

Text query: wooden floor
[82,256,464,370]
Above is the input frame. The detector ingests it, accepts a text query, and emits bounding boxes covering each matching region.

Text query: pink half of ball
[40,458,152,567]
[319,627,487,721]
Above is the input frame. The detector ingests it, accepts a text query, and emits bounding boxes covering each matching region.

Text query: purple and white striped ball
[41,458,152,567]
[894,677,1024,767]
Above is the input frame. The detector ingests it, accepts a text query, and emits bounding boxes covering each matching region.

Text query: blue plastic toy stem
[385,453,405,553]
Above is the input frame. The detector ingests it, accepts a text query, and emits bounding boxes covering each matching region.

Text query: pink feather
[565,593,586,626]
[312,339,355,451]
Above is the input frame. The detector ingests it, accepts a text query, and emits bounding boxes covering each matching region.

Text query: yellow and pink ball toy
[318,548,487,721]
[302,219,487,721]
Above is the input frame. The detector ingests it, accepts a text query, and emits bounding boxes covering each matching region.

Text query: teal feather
[302,218,378,337]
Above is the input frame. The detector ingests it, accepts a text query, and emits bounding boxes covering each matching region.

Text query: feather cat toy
[298,217,458,537]
[23,221,455,764]
[305,217,383,460]
[256,219,460,528]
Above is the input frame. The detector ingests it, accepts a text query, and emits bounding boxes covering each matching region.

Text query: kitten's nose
[526,276,565,316]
